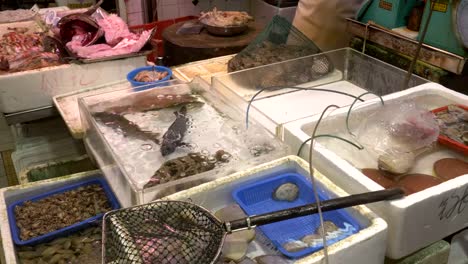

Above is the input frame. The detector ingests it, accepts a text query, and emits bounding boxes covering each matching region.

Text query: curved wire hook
[345,91,385,137]
[245,86,365,129]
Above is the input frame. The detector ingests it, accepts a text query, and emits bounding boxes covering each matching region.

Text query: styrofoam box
[251,0,297,26]
[0,170,101,264]
[281,83,468,259]
[0,55,146,113]
[12,137,86,179]
[162,155,388,264]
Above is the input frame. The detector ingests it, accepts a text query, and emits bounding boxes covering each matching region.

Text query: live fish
[102,94,204,115]
[93,112,160,144]
[160,105,189,156]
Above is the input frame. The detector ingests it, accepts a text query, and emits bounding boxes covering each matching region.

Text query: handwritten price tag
[438,186,468,220]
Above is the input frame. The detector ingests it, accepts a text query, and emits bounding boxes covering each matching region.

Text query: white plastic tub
[162,155,388,264]
[281,83,468,259]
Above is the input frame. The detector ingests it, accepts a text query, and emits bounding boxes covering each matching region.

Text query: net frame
[102,200,225,264]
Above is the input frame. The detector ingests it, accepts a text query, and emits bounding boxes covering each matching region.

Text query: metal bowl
[201,22,248,37]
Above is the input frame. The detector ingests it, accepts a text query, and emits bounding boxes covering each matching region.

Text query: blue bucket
[8,178,120,246]
[127,66,173,92]
[232,173,362,259]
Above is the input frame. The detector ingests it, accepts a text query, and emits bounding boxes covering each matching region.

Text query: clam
[273,182,299,202]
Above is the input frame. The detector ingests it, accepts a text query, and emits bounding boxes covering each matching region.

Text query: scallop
[273,183,299,202]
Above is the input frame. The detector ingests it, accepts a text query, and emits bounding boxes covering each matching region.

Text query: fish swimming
[93,112,160,144]
[101,94,204,115]
[160,106,189,156]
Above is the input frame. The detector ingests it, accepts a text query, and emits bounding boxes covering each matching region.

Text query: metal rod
[404,0,436,88]
[227,188,405,230]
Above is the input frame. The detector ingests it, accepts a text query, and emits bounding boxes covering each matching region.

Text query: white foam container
[162,155,388,264]
[281,83,468,259]
[0,170,101,264]
[11,136,86,182]
[0,55,146,113]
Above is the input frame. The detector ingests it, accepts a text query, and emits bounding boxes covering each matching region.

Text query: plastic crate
[232,173,361,259]
[8,178,120,246]
[129,16,198,62]
[431,104,468,156]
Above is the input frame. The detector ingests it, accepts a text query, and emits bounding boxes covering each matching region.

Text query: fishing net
[103,201,224,264]
[228,15,321,72]
[227,16,333,88]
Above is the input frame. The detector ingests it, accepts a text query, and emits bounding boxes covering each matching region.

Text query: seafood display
[134,69,169,82]
[17,226,102,264]
[14,184,111,241]
[433,104,468,146]
[87,89,283,191]
[0,30,62,73]
[144,150,231,188]
[199,8,253,27]
[272,183,299,202]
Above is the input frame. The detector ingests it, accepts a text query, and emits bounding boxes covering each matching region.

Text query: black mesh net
[228,15,322,72]
[103,201,225,264]
[226,16,334,89]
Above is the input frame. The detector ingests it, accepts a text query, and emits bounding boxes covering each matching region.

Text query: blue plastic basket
[232,173,362,259]
[127,66,173,92]
[8,178,120,246]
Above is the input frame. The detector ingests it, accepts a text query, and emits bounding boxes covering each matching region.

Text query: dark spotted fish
[93,112,160,144]
[160,106,189,156]
[102,94,204,115]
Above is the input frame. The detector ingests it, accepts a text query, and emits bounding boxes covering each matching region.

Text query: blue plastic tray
[232,173,362,259]
[8,178,120,246]
[127,65,173,92]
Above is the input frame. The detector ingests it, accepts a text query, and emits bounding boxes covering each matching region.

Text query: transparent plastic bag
[356,101,440,155]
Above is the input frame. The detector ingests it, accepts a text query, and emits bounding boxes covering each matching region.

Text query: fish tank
[212,48,428,134]
[79,78,290,207]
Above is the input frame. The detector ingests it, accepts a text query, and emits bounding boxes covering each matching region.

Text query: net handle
[227,188,404,231]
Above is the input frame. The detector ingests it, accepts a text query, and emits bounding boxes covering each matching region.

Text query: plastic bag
[356,101,440,155]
